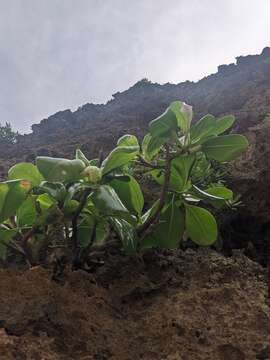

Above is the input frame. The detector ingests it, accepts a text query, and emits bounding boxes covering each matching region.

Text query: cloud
[0,0,269,132]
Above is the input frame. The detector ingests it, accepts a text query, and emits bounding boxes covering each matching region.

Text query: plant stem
[79,220,98,266]
[72,149,103,268]
[7,240,31,267]
[13,227,37,266]
[137,145,172,237]
[71,188,91,251]
[136,155,163,169]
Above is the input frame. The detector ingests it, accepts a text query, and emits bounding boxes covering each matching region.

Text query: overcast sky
[0,0,269,133]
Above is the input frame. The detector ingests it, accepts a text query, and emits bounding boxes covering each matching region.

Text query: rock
[256,345,270,359]
[231,119,270,222]
[217,344,245,360]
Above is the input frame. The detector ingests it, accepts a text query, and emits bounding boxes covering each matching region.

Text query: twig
[136,155,163,169]
[20,227,37,265]
[72,149,103,264]
[137,145,172,237]
[6,240,31,268]
[77,220,98,267]
[71,188,92,251]
[9,216,17,228]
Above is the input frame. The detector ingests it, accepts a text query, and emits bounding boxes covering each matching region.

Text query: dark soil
[0,249,270,360]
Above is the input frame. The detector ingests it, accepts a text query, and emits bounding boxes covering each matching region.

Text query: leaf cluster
[0,101,248,269]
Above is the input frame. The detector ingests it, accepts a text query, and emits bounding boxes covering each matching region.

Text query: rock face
[232,118,270,223]
[0,249,269,360]
[1,47,270,164]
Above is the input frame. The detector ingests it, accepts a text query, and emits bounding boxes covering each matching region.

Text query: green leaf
[76,149,90,166]
[190,153,211,183]
[109,217,137,254]
[190,114,216,142]
[202,135,248,162]
[17,196,37,227]
[151,154,195,191]
[204,185,233,209]
[142,199,185,249]
[36,193,56,212]
[214,115,235,135]
[0,228,17,260]
[8,162,43,187]
[142,133,164,161]
[117,134,139,147]
[171,154,195,190]
[36,157,85,182]
[185,204,217,246]
[63,199,79,217]
[146,135,166,160]
[109,175,144,216]
[39,181,67,204]
[0,180,29,222]
[142,133,151,159]
[141,200,160,224]
[170,101,192,134]
[90,185,136,225]
[101,146,139,175]
[78,217,108,248]
[64,183,86,205]
[205,186,233,200]
[149,106,178,138]
[192,185,231,201]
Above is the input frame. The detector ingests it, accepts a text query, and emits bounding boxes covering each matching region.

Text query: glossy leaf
[171,154,195,190]
[78,217,108,248]
[101,146,139,175]
[0,180,29,222]
[8,163,43,187]
[202,135,248,162]
[109,217,137,254]
[149,106,178,138]
[205,186,233,200]
[117,134,139,147]
[36,193,56,212]
[63,199,79,217]
[76,149,90,166]
[141,200,160,224]
[192,185,230,201]
[204,185,233,208]
[146,135,166,160]
[0,228,17,260]
[36,157,85,182]
[142,133,164,161]
[142,199,185,249]
[109,175,144,216]
[151,154,195,191]
[170,101,192,134]
[90,185,136,224]
[190,114,216,142]
[214,115,235,135]
[17,196,37,227]
[39,181,67,203]
[185,204,217,246]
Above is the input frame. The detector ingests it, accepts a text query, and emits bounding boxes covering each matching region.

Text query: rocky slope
[1,47,270,169]
[1,249,270,360]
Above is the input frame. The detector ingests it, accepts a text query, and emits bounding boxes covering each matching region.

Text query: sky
[0,0,270,133]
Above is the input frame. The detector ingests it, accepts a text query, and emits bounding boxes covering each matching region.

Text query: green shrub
[0,102,248,270]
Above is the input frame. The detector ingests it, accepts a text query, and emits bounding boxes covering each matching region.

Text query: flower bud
[83,165,102,183]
